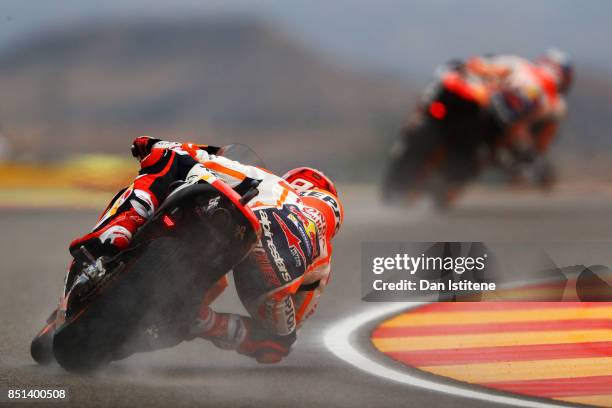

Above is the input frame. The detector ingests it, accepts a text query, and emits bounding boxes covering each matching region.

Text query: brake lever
[239,187,259,206]
[233,178,261,205]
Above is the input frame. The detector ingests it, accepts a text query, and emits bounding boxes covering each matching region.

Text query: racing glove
[131,136,161,161]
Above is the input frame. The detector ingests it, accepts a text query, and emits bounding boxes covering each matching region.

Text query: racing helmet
[538,48,574,94]
[282,167,338,197]
[283,167,342,238]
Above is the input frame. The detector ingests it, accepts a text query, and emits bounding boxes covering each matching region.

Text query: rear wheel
[31,323,55,365]
[534,158,557,191]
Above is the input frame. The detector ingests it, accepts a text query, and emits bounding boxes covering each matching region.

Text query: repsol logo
[303,190,342,234]
[259,210,292,282]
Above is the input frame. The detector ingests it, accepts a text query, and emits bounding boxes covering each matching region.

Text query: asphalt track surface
[2,184,612,408]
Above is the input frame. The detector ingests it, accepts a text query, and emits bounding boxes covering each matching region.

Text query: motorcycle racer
[67,137,343,364]
[382,49,571,208]
[462,49,572,181]
[191,167,342,363]
[436,49,571,155]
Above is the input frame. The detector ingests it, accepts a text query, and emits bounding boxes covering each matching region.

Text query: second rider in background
[463,49,573,186]
[383,49,573,207]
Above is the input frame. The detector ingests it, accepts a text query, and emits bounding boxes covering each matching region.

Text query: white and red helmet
[537,48,574,94]
[283,167,342,238]
[282,167,338,196]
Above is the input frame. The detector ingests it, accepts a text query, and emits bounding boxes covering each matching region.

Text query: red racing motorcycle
[382,66,504,208]
[31,154,261,372]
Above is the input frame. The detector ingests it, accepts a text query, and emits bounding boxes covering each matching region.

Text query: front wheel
[381,122,447,204]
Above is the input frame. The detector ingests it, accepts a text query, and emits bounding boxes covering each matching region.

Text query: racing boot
[191,306,294,363]
[67,207,146,295]
[69,206,146,261]
[190,305,249,350]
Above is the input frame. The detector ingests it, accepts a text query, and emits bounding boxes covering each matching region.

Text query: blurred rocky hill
[0,17,610,181]
[0,18,412,178]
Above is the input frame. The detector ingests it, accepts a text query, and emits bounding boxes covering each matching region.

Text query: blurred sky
[0,0,610,81]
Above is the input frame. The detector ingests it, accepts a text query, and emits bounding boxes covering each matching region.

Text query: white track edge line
[323,302,571,408]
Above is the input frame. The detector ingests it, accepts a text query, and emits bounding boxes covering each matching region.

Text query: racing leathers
[69,137,343,363]
[463,54,567,164]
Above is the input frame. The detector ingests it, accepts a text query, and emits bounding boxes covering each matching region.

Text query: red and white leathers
[189,156,343,362]
[69,137,343,363]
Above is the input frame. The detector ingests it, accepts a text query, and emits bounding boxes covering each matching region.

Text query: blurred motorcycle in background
[382,52,570,208]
